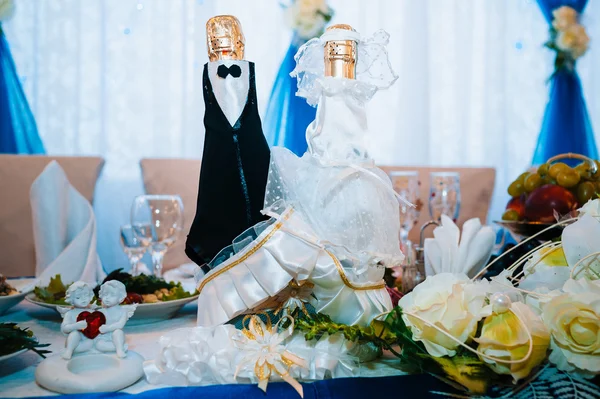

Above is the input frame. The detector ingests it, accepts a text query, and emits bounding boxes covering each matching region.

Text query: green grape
[575,163,593,180]
[537,163,550,177]
[524,173,543,193]
[507,180,525,197]
[502,209,520,221]
[517,172,530,184]
[549,162,569,179]
[542,175,557,185]
[557,169,580,188]
[577,181,595,204]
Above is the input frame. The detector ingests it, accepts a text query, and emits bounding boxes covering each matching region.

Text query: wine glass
[120,225,147,276]
[429,172,461,222]
[131,195,184,278]
[389,171,421,252]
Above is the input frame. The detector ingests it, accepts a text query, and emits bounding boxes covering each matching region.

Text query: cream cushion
[140,158,201,269]
[0,155,104,277]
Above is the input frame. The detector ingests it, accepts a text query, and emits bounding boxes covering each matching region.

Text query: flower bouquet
[545,6,589,74]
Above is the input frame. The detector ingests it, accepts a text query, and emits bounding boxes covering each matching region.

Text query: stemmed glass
[428,172,461,222]
[120,225,147,276]
[131,195,184,278]
[389,171,421,252]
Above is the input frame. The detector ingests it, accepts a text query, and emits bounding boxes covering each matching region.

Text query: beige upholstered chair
[140,158,201,270]
[379,166,496,244]
[0,155,105,277]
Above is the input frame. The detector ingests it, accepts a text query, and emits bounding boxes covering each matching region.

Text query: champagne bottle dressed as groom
[186,16,270,270]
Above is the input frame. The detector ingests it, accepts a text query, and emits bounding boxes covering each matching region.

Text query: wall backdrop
[4,0,600,270]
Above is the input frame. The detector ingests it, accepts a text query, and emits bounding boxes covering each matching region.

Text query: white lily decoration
[232,315,308,397]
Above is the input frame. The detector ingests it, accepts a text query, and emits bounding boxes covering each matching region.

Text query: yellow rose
[556,24,589,59]
[552,6,578,31]
[0,0,15,22]
[399,273,490,357]
[476,302,550,383]
[542,278,600,378]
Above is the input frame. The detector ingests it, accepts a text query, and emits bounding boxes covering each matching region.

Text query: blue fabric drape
[0,29,45,154]
[532,0,597,164]
[264,39,315,156]
[11,375,454,399]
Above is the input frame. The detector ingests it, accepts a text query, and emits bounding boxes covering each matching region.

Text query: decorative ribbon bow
[217,64,242,79]
[232,315,308,397]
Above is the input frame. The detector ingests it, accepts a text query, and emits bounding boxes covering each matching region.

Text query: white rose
[552,6,578,31]
[0,0,15,22]
[519,245,570,292]
[542,278,600,378]
[556,24,589,59]
[398,273,491,357]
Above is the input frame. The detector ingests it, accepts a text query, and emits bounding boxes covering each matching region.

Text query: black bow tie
[217,64,242,79]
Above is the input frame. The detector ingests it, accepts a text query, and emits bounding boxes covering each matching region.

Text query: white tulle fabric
[195,207,392,327]
[291,29,398,107]
[265,28,403,272]
[143,327,358,386]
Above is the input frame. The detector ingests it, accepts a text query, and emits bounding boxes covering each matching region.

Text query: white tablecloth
[0,300,406,398]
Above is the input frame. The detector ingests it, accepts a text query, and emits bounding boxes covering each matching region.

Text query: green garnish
[34,270,196,305]
[0,323,51,358]
[33,275,70,305]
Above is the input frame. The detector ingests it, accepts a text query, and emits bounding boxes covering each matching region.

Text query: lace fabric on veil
[291,29,398,107]
[265,27,404,271]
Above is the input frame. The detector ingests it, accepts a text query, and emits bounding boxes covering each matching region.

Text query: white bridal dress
[194,28,403,328]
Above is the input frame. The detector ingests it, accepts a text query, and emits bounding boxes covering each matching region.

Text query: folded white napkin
[424,215,495,278]
[30,161,104,286]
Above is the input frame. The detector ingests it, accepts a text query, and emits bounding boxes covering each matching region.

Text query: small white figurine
[38,280,143,394]
[95,280,136,358]
[60,282,96,359]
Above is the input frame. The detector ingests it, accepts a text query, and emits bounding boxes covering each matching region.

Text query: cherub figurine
[60,282,96,359]
[95,280,136,358]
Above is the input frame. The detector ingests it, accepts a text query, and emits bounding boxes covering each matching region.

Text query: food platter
[26,293,198,325]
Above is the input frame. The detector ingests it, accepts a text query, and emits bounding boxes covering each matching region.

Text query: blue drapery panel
[532,0,597,164]
[264,39,316,156]
[0,30,45,154]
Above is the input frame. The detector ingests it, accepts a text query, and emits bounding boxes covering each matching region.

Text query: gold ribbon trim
[197,209,294,294]
[325,250,386,291]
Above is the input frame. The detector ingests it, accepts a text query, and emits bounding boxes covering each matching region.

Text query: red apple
[506,195,526,219]
[524,184,578,223]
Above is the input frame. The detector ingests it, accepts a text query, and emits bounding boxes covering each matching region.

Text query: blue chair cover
[264,38,316,156]
[532,0,597,164]
[0,29,45,154]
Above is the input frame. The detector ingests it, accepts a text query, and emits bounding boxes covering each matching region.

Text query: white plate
[0,292,28,316]
[0,348,27,362]
[26,293,198,325]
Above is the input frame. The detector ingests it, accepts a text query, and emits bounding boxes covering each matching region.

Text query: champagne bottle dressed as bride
[186,16,270,270]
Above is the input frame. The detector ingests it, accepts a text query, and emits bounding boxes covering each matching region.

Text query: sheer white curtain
[4,0,600,269]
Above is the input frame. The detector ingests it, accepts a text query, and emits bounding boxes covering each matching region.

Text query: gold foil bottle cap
[324,24,357,79]
[206,15,245,61]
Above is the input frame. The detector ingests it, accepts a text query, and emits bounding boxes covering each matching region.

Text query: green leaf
[0,323,51,358]
[33,275,70,305]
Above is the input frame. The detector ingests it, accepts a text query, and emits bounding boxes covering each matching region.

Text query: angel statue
[60,281,97,359]
[95,280,136,358]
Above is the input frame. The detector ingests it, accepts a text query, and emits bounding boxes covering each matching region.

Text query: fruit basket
[496,153,596,240]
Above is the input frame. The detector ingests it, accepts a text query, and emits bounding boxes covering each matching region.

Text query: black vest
[185,62,270,268]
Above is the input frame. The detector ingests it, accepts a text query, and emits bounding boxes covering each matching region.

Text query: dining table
[0,299,454,399]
